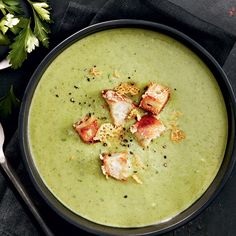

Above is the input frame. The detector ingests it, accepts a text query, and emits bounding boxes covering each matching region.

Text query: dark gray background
[1,0,236,235]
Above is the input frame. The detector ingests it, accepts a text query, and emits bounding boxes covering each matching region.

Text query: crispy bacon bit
[130,115,166,147]
[115,82,140,96]
[171,128,186,142]
[132,174,143,184]
[140,83,170,115]
[93,123,123,142]
[100,152,132,180]
[89,66,102,76]
[73,115,99,143]
[102,90,135,126]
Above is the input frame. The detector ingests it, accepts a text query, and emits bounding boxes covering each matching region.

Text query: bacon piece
[100,152,132,180]
[73,115,99,143]
[130,115,166,147]
[102,90,135,126]
[140,83,170,115]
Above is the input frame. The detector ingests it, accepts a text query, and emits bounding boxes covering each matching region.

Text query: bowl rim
[19,19,236,236]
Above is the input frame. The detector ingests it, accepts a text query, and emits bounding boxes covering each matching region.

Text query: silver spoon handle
[0,160,54,236]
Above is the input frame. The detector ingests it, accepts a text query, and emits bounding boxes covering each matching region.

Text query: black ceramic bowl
[19,20,236,236]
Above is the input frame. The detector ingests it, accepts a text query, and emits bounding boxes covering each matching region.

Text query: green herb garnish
[0,0,52,69]
[0,85,20,118]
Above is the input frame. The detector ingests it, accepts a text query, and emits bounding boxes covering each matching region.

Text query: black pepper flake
[94,65,96,67]
[84,102,86,104]
[70,98,75,103]
[133,170,138,173]
[86,77,90,82]
[123,139,128,143]
[68,92,72,95]
[92,99,95,103]
[88,112,92,117]
[162,145,167,149]
[129,151,134,155]
[103,143,108,147]
[92,77,95,80]
[88,104,91,107]
[164,155,167,159]
[74,85,79,89]
[55,94,59,97]
[174,88,177,91]
[123,195,128,198]
[78,102,81,105]
[130,139,133,142]
[128,76,131,79]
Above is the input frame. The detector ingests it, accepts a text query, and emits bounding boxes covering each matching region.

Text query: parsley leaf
[0,0,23,15]
[0,85,20,119]
[32,8,50,47]
[0,13,20,34]
[29,1,50,22]
[0,30,10,44]
[7,19,39,69]
[0,0,51,69]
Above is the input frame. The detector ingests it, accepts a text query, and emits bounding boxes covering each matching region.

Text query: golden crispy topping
[113,70,120,78]
[93,123,123,142]
[170,128,186,142]
[132,174,143,184]
[89,66,102,76]
[115,82,140,96]
[133,155,146,169]
[171,110,183,118]
[127,107,142,121]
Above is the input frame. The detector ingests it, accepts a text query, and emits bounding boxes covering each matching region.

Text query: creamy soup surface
[29,28,228,227]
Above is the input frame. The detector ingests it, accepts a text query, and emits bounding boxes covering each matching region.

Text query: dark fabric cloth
[0,0,236,235]
[58,0,236,66]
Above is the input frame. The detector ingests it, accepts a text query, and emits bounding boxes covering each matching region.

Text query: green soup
[29,28,228,227]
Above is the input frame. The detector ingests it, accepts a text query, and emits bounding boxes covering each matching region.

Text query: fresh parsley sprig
[0,0,52,69]
[0,85,20,119]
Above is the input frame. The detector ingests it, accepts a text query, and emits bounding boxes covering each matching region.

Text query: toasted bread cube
[130,115,166,147]
[140,83,170,115]
[102,90,134,126]
[100,152,132,180]
[73,115,99,143]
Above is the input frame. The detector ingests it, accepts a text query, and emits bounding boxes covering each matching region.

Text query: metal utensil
[0,58,11,70]
[0,123,54,236]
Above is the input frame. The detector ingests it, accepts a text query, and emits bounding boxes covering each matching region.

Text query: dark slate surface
[0,0,236,235]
